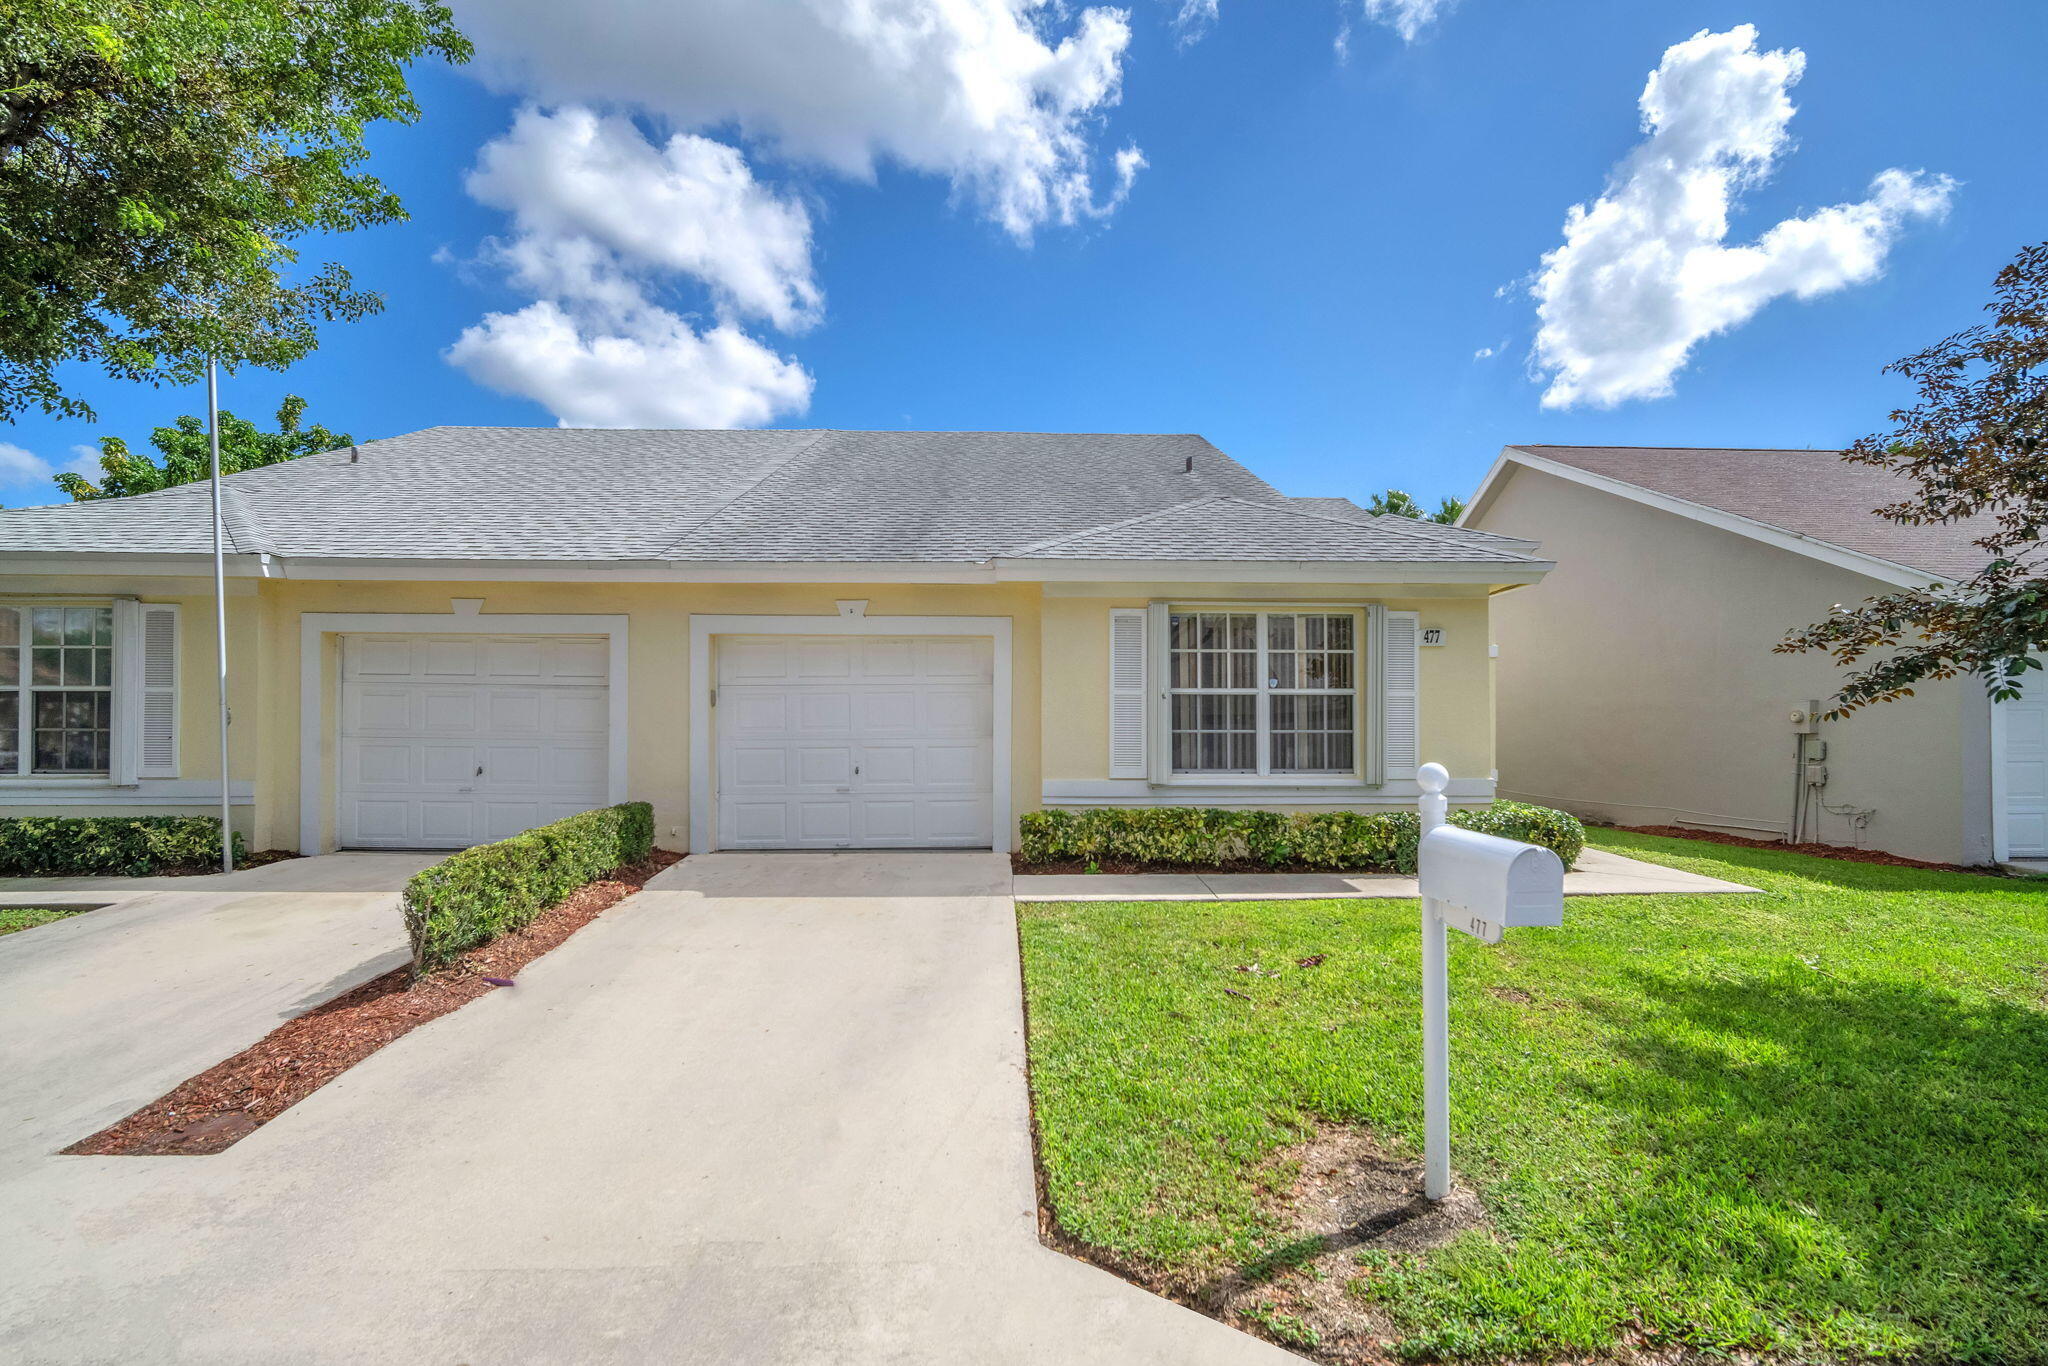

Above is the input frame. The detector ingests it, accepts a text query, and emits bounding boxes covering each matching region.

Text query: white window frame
[1149,603,1368,787]
[0,601,118,780]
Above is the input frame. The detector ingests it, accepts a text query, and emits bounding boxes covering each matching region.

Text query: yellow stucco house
[0,428,1551,854]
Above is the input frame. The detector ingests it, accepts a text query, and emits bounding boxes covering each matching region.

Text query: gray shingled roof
[1012,496,1539,562]
[1511,445,1995,581]
[0,427,1544,569]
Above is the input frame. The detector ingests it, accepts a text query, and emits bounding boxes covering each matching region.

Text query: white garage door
[716,635,994,849]
[2000,691,2048,858]
[339,634,610,849]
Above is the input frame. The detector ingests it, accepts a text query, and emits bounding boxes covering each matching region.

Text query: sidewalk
[1015,844,1759,901]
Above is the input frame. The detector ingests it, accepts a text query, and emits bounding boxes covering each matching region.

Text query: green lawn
[1018,831,2048,1363]
[0,905,89,936]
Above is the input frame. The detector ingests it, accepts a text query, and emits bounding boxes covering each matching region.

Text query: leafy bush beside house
[0,816,244,876]
[1018,801,1584,873]
[400,802,654,973]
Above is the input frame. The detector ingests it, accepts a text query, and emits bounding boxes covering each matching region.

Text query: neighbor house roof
[1473,444,1995,583]
[0,427,1550,576]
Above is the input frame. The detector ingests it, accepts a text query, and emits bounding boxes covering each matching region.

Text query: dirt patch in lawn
[1013,854,1393,877]
[1612,825,1996,874]
[1207,1124,1490,1362]
[65,850,681,1157]
[1036,1120,1489,1364]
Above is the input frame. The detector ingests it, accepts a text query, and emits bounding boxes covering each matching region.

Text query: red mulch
[66,850,683,1157]
[1612,825,1994,874]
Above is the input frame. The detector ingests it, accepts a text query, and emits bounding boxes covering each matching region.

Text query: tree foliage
[1779,241,2048,711]
[56,394,348,501]
[0,1,470,422]
[1366,489,1465,524]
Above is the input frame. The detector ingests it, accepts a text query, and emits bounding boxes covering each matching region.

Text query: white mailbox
[1418,825,1565,944]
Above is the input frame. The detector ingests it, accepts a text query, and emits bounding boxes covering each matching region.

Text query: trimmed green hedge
[401,802,655,973]
[1018,800,1584,873]
[0,816,245,876]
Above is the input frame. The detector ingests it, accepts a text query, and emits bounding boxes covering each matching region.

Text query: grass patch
[1018,830,2048,1362]
[0,906,89,936]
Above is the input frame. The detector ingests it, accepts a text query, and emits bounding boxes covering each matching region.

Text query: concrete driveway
[0,851,1291,1364]
[0,851,434,1162]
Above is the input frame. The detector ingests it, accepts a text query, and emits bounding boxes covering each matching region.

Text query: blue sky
[3,0,2041,511]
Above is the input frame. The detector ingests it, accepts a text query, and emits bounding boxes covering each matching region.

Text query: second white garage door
[715,635,994,849]
[338,634,610,849]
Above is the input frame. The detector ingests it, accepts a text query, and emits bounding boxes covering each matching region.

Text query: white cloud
[1472,346,1495,360]
[468,107,821,332]
[452,0,1141,241]
[447,299,814,429]
[0,443,53,482]
[0,442,95,486]
[1359,0,1455,43]
[1530,25,1954,409]
[1172,0,1220,46]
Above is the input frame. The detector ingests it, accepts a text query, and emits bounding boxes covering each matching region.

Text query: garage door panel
[861,746,917,787]
[340,635,609,850]
[922,743,985,788]
[797,801,854,842]
[859,691,917,732]
[797,640,855,679]
[725,691,789,735]
[421,692,480,732]
[922,688,987,733]
[728,801,790,844]
[926,799,991,841]
[860,800,917,842]
[796,691,854,732]
[795,746,854,787]
[860,640,916,678]
[715,634,993,849]
[922,640,984,678]
[725,746,788,791]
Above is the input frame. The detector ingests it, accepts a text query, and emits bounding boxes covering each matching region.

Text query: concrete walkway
[1016,844,1760,901]
[0,851,434,1162]
[0,852,1292,1364]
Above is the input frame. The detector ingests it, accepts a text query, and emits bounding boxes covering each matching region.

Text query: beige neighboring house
[0,428,1552,854]
[1463,444,2044,868]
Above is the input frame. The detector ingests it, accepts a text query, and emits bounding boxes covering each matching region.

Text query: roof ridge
[1512,443,1843,454]
[1004,495,1231,556]
[651,429,836,559]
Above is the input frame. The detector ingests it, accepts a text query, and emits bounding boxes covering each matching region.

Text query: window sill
[1155,775,1368,789]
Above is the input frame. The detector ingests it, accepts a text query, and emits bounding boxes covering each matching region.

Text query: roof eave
[1475,446,1957,589]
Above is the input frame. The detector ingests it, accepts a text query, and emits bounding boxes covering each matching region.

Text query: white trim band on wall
[688,613,1014,855]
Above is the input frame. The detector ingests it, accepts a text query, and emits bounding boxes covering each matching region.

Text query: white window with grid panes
[1165,608,1361,778]
[0,605,114,775]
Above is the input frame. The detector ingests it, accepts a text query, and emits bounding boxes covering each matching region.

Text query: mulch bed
[65,849,682,1157]
[1612,825,1995,875]
[1013,853,1392,877]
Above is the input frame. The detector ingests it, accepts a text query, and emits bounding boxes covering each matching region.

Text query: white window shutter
[138,604,180,778]
[1381,610,1420,783]
[1108,608,1149,779]
[110,599,142,785]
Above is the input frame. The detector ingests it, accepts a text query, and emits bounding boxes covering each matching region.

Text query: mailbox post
[1414,763,1565,1201]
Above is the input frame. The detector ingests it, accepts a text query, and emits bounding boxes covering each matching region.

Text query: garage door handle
[476,765,484,776]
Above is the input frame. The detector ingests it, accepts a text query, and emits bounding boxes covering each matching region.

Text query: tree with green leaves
[57,395,349,501]
[0,1,469,423]
[1779,241,2048,711]
[1366,489,1466,524]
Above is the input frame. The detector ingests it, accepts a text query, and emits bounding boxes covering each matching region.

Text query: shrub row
[0,815,245,876]
[1018,800,1584,873]
[401,802,655,973]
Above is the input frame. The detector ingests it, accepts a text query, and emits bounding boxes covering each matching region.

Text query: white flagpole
[208,358,232,874]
